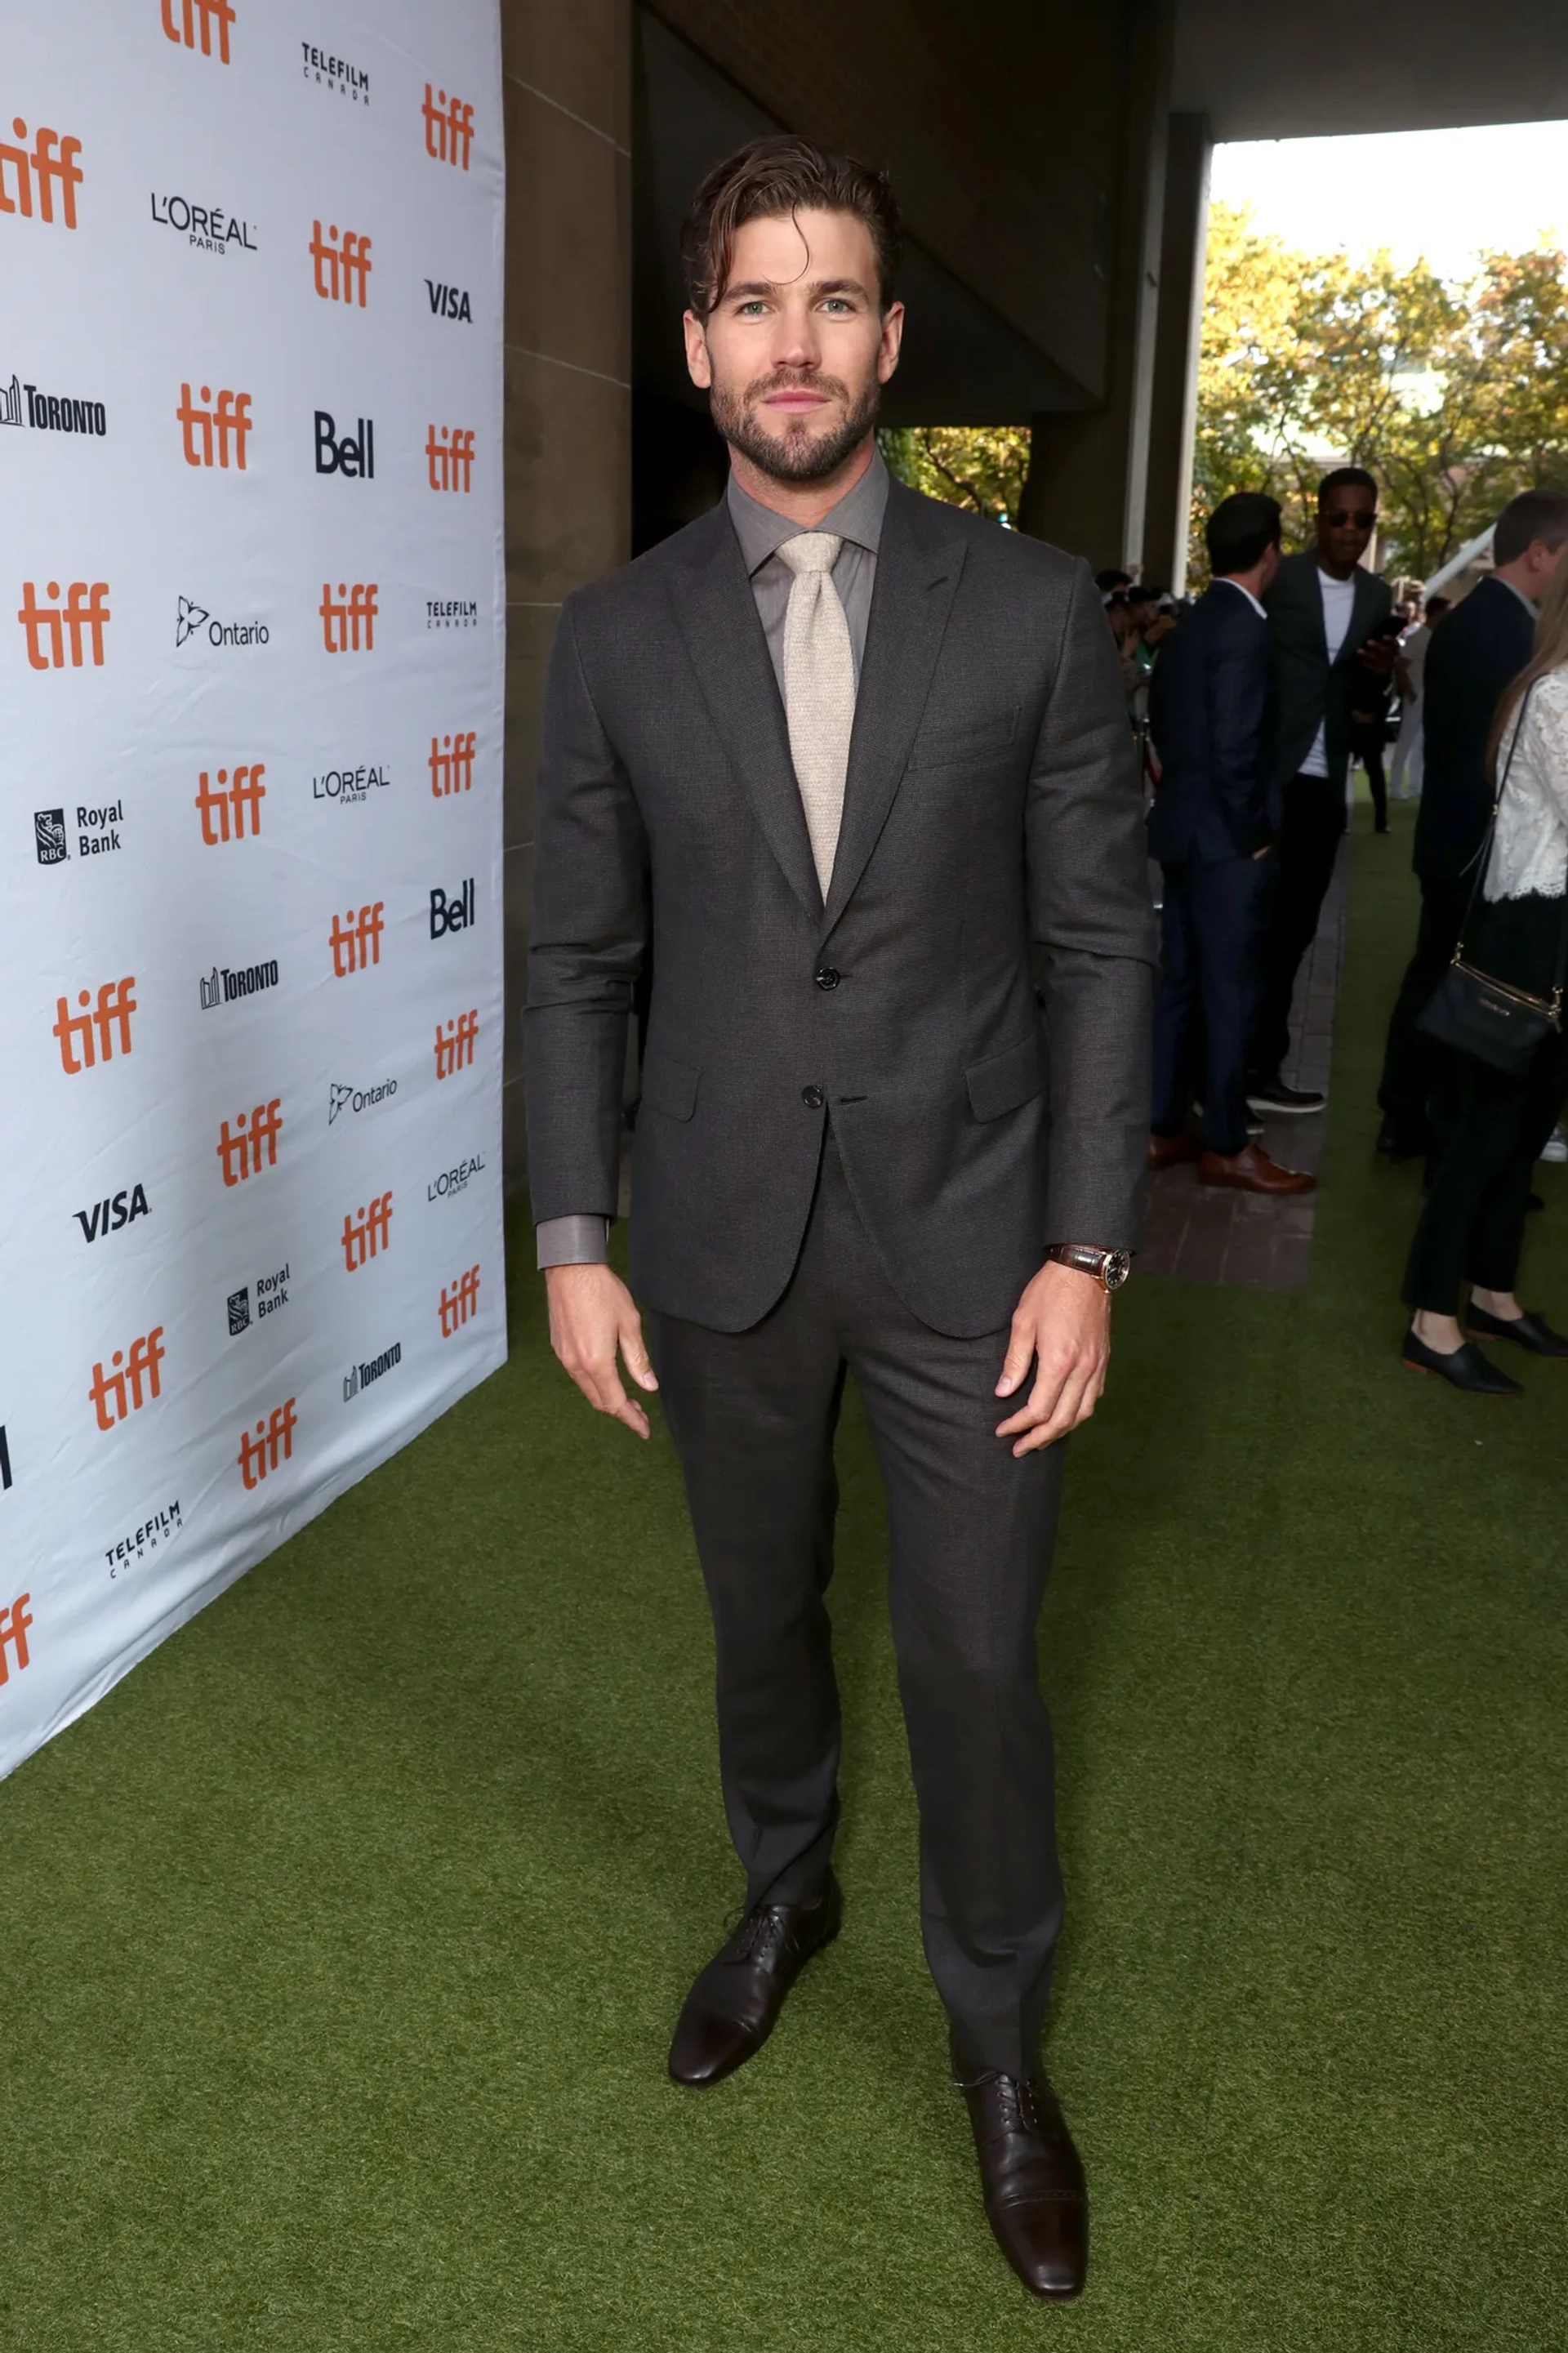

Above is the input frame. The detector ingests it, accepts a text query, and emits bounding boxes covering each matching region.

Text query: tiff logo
[320,581,377,653]
[439,1264,480,1338]
[429,731,476,796]
[163,0,234,63]
[0,118,83,230]
[342,1191,393,1271]
[425,424,474,492]
[216,1098,282,1187]
[178,382,252,469]
[196,762,265,843]
[434,1008,478,1079]
[0,1593,30,1682]
[54,978,135,1075]
[310,220,371,305]
[18,581,110,670]
[330,901,384,976]
[90,1326,165,1431]
[238,1397,296,1490]
[422,85,474,169]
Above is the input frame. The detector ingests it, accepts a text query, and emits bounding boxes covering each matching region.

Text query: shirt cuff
[536,1214,612,1270]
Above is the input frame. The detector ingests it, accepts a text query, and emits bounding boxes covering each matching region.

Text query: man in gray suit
[526,136,1155,2303]
[1247,467,1394,1112]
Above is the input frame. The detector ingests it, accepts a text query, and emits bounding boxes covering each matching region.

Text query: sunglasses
[1327,508,1377,529]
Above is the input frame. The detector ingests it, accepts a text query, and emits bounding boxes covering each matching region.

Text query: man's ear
[683,310,712,390]
[876,299,905,386]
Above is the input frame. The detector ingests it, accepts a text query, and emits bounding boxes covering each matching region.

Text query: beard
[710,368,882,484]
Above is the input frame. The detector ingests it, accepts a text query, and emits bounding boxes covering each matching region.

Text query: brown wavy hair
[1488,553,1568,781]
[680,135,902,322]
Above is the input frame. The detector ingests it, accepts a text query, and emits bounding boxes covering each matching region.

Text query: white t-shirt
[1300,568,1358,778]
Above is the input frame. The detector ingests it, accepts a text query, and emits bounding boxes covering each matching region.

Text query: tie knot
[777,532,842,577]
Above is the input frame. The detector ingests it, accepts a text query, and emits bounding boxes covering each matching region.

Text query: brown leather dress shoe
[960,2070,1088,2302]
[1147,1130,1202,1171]
[667,1874,841,2088]
[1198,1141,1316,1195]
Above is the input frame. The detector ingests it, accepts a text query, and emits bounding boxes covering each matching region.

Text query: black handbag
[1417,682,1568,1078]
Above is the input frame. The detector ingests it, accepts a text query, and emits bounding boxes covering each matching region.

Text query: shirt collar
[726,447,889,576]
[1215,576,1266,620]
[1493,573,1538,619]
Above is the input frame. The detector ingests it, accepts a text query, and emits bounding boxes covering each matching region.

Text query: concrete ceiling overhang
[1175,0,1568,142]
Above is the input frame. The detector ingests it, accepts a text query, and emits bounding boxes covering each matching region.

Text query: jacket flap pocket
[965,1032,1045,1122]
[639,1048,699,1121]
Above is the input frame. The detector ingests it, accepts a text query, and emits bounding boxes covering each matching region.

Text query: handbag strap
[1454,676,1542,964]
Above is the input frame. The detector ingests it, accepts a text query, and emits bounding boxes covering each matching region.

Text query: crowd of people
[1138,473,1568,1390]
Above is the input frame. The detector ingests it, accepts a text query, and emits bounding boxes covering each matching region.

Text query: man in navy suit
[1147,494,1314,1194]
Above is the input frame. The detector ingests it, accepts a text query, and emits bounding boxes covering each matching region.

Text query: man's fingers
[620,1319,659,1393]
[586,1358,652,1440]
[996,1349,1073,1437]
[995,1321,1036,1398]
[1013,1365,1100,1455]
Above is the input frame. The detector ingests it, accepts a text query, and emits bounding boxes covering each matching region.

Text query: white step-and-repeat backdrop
[2,0,507,1777]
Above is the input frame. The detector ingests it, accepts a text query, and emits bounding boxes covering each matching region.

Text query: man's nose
[770,304,821,368]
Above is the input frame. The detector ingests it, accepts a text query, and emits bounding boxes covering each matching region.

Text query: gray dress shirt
[537,454,891,1270]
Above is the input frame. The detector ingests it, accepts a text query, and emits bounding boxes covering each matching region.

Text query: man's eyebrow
[721,276,872,302]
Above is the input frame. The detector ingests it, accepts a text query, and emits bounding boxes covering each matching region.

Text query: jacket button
[814,966,840,991]
[801,1085,825,1109]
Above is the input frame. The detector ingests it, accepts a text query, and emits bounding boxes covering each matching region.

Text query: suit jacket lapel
[822,484,965,932]
[1346,564,1381,654]
[669,503,822,919]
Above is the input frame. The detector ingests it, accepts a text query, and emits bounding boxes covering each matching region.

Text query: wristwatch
[1046,1244,1132,1293]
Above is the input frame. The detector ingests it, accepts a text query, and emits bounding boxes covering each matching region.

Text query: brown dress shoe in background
[960,2069,1088,2302]
[1147,1130,1202,1171]
[667,1873,841,2088]
[1198,1141,1316,1195]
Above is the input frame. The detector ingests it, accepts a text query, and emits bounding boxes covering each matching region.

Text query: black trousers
[1250,771,1346,1083]
[1401,1033,1568,1313]
[1352,722,1388,833]
[648,1132,1065,2079]
[1152,850,1271,1155]
[1377,873,1471,1140]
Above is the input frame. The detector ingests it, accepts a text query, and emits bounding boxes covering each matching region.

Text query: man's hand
[1357,635,1398,676]
[545,1263,658,1439]
[995,1260,1112,1456]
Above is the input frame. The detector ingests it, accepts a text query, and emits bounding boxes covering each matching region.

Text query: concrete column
[499,0,632,1194]
[1141,112,1211,593]
[1018,0,1174,572]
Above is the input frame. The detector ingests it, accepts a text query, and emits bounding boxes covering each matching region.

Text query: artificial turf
[4,798,1566,2351]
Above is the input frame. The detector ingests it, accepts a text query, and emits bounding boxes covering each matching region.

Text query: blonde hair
[1489,554,1568,780]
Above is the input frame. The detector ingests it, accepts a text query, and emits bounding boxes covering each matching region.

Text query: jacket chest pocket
[906,705,1022,772]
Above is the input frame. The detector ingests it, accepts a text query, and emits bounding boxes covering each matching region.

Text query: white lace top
[1486,664,1568,902]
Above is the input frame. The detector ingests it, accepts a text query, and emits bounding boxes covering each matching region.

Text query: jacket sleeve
[1026,558,1159,1250]
[1206,613,1272,854]
[523,597,648,1224]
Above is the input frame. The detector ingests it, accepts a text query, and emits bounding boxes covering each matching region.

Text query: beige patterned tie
[777,533,854,897]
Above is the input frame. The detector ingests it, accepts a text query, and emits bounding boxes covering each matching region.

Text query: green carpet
[5,800,1566,2351]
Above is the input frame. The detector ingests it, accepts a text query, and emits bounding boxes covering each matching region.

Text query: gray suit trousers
[647,1130,1065,2079]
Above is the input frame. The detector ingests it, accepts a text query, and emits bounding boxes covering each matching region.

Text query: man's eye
[822,299,852,314]
[737,301,768,317]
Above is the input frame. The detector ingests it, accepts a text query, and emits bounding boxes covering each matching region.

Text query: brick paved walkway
[1138,843,1349,1292]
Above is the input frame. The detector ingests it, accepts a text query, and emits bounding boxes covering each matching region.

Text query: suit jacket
[1147,582,1274,862]
[1414,575,1536,882]
[525,479,1157,1339]
[1265,550,1392,789]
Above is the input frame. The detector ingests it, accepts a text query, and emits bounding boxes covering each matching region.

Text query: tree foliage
[878,426,1030,526]
[1193,203,1568,584]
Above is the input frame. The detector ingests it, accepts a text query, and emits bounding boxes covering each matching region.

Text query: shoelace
[729,1905,795,1968]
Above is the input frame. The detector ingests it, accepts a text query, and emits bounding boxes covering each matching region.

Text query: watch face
[1103,1251,1132,1290]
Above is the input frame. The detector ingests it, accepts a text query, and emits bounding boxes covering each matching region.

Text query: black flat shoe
[1401,1324,1522,1394]
[1466,1304,1568,1357]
